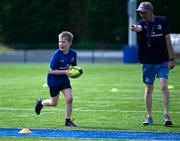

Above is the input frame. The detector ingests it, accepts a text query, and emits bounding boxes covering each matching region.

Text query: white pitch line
[0,107,180,114]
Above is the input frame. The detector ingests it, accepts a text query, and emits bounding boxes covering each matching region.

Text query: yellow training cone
[111,88,119,93]
[168,85,174,89]
[42,83,48,88]
[18,128,32,134]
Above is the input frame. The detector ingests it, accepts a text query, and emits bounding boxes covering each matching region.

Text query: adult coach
[130,2,175,126]
[35,31,77,127]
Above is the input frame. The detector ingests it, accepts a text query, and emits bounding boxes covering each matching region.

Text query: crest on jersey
[144,25,148,29]
[157,24,162,30]
[71,57,75,63]
[60,60,64,63]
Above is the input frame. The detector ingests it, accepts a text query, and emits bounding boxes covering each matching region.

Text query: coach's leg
[160,78,173,126]
[144,84,154,117]
[160,78,169,115]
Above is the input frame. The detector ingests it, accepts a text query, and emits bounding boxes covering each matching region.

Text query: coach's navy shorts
[142,62,169,85]
[49,82,72,97]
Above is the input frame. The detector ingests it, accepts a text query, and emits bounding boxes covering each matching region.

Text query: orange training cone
[18,128,32,134]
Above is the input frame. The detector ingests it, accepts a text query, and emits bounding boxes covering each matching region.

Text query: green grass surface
[0,63,180,140]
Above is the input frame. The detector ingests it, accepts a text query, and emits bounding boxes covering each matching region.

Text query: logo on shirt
[144,77,150,83]
[157,24,162,30]
[60,60,64,63]
[144,25,148,29]
[71,57,75,63]
[152,32,155,35]
[66,64,70,67]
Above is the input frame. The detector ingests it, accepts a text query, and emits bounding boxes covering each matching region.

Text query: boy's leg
[42,95,59,106]
[35,95,59,115]
[63,88,77,127]
[62,88,73,119]
[35,86,60,115]
[42,85,60,106]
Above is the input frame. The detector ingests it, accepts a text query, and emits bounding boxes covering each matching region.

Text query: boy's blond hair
[59,31,74,43]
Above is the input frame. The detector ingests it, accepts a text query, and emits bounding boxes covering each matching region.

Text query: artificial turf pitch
[0,63,180,140]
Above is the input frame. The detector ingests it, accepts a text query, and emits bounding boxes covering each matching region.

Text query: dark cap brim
[136,8,148,13]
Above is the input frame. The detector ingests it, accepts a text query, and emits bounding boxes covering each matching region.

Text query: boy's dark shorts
[49,82,72,97]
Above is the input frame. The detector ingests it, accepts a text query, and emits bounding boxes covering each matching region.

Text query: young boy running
[35,31,78,127]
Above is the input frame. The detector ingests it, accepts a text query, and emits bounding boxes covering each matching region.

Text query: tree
[0,0,180,49]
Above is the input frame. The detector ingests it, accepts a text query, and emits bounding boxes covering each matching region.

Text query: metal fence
[0,50,123,63]
[0,48,180,64]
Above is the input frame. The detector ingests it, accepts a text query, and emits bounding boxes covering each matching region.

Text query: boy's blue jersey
[47,49,77,86]
[137,16,169,64]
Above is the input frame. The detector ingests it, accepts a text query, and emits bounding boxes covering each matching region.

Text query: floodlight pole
[128,0,137,46]
[123,0,138,63]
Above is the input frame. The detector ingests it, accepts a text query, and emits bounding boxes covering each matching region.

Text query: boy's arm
[49,68,69,76]
[72,52,77,66]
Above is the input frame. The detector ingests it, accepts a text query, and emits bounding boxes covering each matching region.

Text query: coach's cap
[136,2,153,13]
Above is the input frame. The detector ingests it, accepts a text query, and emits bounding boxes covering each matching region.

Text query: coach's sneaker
[163,114,173,126]
[35,98,43,115]
[65,119,77,127]
[143,116,153,125]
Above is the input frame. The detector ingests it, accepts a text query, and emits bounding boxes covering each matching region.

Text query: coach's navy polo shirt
[137,16,170,64]
[47,49,77,86]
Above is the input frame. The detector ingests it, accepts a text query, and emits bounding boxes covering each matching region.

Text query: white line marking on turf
[0,107,180,114]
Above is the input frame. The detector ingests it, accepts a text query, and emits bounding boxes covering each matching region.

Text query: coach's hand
[130,24,142,32]
[168,60,175,69]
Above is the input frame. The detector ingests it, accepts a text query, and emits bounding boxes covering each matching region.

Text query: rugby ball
[68,66,83,78]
